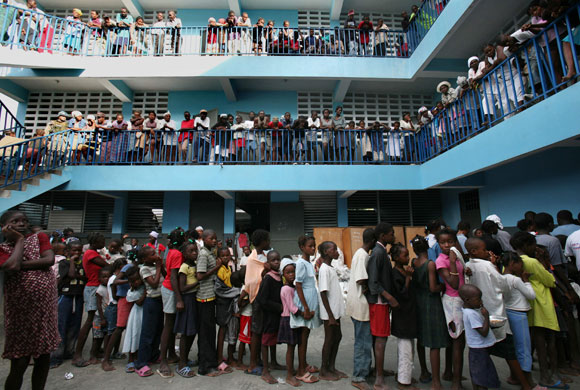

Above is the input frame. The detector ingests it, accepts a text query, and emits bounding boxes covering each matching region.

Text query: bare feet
[287,376,303,387]
[167,354,180,364]
[101,360,115,371]
[352,381,371,390]
[235,363,248,371]
[450,383,465,390]
[261,372,278,384]
[271,362,286,370]
[562,72,576,82]
[320,369,339,381]
[430,383,443,390]
[397,383,420,390]
[333,369,348,379]
[87,357,100,365]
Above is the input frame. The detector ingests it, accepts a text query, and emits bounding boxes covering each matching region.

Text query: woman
[374,18,390,56]
[63,8,85,55]
[130,16,148,55]
[399,112,416,162]
[0,210,59,390]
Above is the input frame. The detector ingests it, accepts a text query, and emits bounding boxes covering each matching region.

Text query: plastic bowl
[489,315,507,329]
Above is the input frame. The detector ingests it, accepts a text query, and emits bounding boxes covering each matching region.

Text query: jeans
[506,309,532,372]
[197,300,218,374]
[136,296,164,369]
[51,294,84,364]
[352,318,372,382]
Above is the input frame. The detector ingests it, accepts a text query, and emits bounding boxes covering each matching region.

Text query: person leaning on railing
[114,8,133,56]
[45,111,69,135]
[400,112,416,162]
[159,111,178,163]
[130,16,149,56]
[130,110,146,163]
[151,11,166,56]
[63,8,85,55]
[167,10,181,55]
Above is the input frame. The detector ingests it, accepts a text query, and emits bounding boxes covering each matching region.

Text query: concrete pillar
[337,192,348,227]
[162,191,190,233]
[224,196,236,236]
[112,192,128,234]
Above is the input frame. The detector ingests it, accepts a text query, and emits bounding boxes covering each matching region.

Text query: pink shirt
[435,253,464,297]
[280,285,299,317]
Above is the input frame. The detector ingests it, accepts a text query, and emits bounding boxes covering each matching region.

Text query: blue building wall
[168,90,298,119]
[242,10,298,26]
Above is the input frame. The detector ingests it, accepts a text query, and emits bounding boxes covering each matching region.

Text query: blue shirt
[116,263,133,297]
[428,242,442,261]
[463,307,496,348]
[553,224,580,237]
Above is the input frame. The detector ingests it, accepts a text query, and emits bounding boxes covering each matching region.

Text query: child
[390,243,418,390]
[279,259,303,387]
[465,238,532,390]
[215,247,239,373]
[94,267,112,365]
[51,241,66,278]
[240,245,251,266]
[135,246,166,377]
[73,232,108,367]
[158,228,186,378]
[435,228,465,390]
[174,241,200,378]
[244,229,271,375]
[411,235,449,390]
[459,284,500,390]
[502,252,537,387]
[292,235,322,384]
[105,239,124,264]
[196,229,225,377]
[346,228,376,390]
[123,266,146,373]
[510,232,560,389]
[237,267,251,370]
[366,222,398,390]
[101,258,127,369]
[318,241,347,382]
[256,250,284,384]
[51,241,86,368]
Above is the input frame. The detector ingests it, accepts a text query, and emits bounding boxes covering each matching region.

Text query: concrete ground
[0,309,542,390]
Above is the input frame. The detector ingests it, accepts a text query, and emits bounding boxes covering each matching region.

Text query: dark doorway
[459,189,481,230]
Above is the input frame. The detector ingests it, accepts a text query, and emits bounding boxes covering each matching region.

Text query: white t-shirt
[468,61,486,83]
[345,248,370,321]
[565,230,580,271]
[503,274,535,312]
[240,255,249,267]
[238,16,252,27]
[151,20,166,35]
[318,262,345,320]
[107,274,118,305]
[96,284,109,312]
[166,18,182,28]
[159,119,178,145]
[195,117,211,141]
[306,118,320,141]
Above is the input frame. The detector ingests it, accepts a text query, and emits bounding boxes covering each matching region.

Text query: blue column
[162,191,190,233]
[112,192,128,234]
[122,101,133,119]
[271,191,299,203]
[337,193,348,227]
[224,196,236,236]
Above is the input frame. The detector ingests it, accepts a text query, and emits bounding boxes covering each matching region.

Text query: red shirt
[83,249,104,286]
[162,249,183,291]
[178,119,195,142]
[146,242,166,254]
[268,121,283,137]
[0,232,51,265]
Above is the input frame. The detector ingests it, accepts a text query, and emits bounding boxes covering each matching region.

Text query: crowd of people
[0,0,448,57]
[2,207,580,390]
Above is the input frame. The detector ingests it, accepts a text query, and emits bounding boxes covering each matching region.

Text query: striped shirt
[196,247,216,301]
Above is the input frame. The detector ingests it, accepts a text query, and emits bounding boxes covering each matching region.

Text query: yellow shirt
[217,265,232,288]
[521,255,559,331]
[178,263,198,293]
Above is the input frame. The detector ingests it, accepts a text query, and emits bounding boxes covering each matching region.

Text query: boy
[51,242,86,368]
[366,222,399,390]
[94,267,112,365]
[465,238,532,390]
[459,284,499,390]
[243,229,272,375]
[237,267,251,370]
[346,228,376,390]
[196,229,224,377]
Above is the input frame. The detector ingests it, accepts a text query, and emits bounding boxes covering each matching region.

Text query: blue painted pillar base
[337,193,348,228]
[224,194,236,237]
[112,192,128,234]
[162,191,190,233]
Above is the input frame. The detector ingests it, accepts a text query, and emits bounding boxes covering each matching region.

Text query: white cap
[164,111,171,116]
[71,110,82,117]
[87,114,96,120]
[467,56,479,67]
[280,258,296,275]
[485,214,503,230]
[149,231,159,239]
[195,226,204,231]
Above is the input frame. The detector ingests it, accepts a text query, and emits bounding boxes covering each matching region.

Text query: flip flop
[136,365,154,377]
[306,365,319,373]
[157,368,174,378]
[296,372,319,383]
[187,359,198,367]
[176,366,196,378]
[125,362,136,373]
[72,359,90,368]
[113,352,127,360]
[245,366,263,376]
[217,361,233,373]
[540,380,569,390]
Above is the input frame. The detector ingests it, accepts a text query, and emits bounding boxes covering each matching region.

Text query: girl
[501,251,537,387]
[411,235,449,390]
[158,228,185,378]
[279,259,303,387]
[391,243,419,390]
[318,241,347,382]
[123,266,146,373]
[0,210,59,390]
[291,235,321,384]
[435,228,465,390]
[135,246,166,377]
[252,18,265,55]
[174,241,200,378]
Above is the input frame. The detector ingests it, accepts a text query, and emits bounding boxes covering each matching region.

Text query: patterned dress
[0,233,60,359]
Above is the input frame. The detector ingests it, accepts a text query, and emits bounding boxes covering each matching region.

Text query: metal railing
[0,1,448,58]
[0,99,25,138]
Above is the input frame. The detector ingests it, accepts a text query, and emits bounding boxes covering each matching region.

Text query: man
[344,9,357,55]
[553,210,580,237]
[151,12,166,56]
[45,111,69,134]
[146,231,166,256]
[159,112,178,162]
[114,8,133,55]
[565,229,580,272]
[166,10,181,54]
[195,226,204,249]
[280,112,294,162]
[480,220,504,257]
[346,228,376,390]
[244,111,257,159]
[366,222,398,390]
[179,111,195,161]
[193,109,211,163]
[535,212,567,273]
[255,110,269,161]
[486,214,513,252]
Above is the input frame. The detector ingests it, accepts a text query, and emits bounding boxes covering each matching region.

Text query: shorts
[225,315,239,346]
[239,315,252,344]
[104,304,117,335]
[116,297,132,328]
[369,303,391,338]
[489,334,517,360]
[250,302,263,334]
[441,294,464,339]
[92,312,105,339]
[216,296,234,327]
[161,285,176,314]
[84,285,98,312]
[468,347,500,388]
[261,332,278,347]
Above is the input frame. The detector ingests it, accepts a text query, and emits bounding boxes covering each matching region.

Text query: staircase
[0,169,70,213]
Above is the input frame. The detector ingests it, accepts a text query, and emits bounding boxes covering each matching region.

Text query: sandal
[176,366,196,378]
[296,372,319,383]
[72,359,90,368]
[156,368,174,378]
[217,361,233,373]
[113,352,127,360]
[245,367,263,376]
[539,380,569,390]
[136,365,154,377]
[125,362,136,373]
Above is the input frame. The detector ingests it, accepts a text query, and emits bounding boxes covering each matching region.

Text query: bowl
[489,315,507,329]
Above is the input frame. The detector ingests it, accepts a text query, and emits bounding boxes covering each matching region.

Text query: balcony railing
[0,1,448,58]
[0,99,25,138]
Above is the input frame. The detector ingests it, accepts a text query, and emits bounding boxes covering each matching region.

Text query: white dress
[122,286,144,353]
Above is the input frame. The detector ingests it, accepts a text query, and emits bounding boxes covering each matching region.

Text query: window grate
[132,92,169,116]
[127,191,164,232]
[299,192,337,235]
[298,11,330,28]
